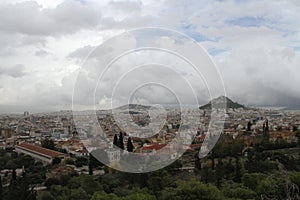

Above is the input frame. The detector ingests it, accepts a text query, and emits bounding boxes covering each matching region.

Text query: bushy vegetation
[0,139,299,200]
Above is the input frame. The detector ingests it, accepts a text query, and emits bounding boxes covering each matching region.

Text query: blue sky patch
[208,48,227,56]
[226,16,266,27]
[179,24,219,42]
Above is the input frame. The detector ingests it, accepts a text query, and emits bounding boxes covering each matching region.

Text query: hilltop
[199,96,245,110]
[115,104,152,111]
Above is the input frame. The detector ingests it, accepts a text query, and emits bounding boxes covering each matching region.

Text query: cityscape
[1,0,300,199]
[0,96,300,199]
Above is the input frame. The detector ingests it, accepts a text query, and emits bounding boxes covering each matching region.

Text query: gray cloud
[107,1,142,13]
[0,1,101,36]
[0,64,27,78]
[35,49,49,57]
[1,0,300,113]
[68,45,95,60]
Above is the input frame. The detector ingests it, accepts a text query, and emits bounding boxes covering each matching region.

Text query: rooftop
[16,143,67,158]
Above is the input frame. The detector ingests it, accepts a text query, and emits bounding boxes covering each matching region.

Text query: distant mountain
[115,104,152,111]
[199,96,245,110]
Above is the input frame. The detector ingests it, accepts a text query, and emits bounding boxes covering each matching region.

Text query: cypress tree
[234,157,242,183]
[12,169,16,181]
[127,137,134,152]
[119,132,124,150]
[88,163,93,175]
[113,134,119,147]
[216,158,223,188]
[247,121,252,132]
[265,119,269,132]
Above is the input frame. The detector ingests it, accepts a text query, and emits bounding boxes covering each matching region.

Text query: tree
[12,169,16,181]
[119,132,124,150]
[41,138,55,150]
[52,157,61,165]
[234,157,242,183]
[91,191,120,200]
[75,157,88,167]
[200,165,215,184]
[161,180,223,200]
[45,178,60,188]
[193,149,203,171]
[123,193,156,200]
[147,170,171,199]
[6,160,17,170]
[247,121,252,132]
[215,158,224,188]
[69,188,89,200]
[113,134,119,148]
[265,119,269,132]
[18,155,35,168]
[89,152,105,175]
[64,158,75,165]
[37,191,55,200]
[127,137,134,152]
[292,125,298,132]
[242,173,265,191]
[0,175,2,200]
[221,181,256,200]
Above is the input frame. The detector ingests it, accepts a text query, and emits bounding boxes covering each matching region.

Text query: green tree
[6,160,17,170]
[69,188,89,200]
[215,158,223,188]
[113,134,119,147]
[247,121,252,131]
[123,193,156,200]
[89,152,103,175]
[91,191,120,200]
[257,177,279,199]
[242,173,265,191]
[200,166,215,184]
[67,175,102,196]
[119,132,124,150]
[234,157,242,183]
[147,170,171,199]
[64,158,75,165]
[222,181,256,200]
[161,180,223,200]
[0,175,2,200]
[45,178,60,188]
[52,157,62,165]
[12,169,16,181]
[126,137,134,152]
[18,154,35,168]
[41,138,55,150]
[75,157,88,167]
[37,191,55,200]
[289,171,300,188]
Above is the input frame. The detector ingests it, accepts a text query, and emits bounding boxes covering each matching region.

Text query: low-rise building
[15,143,67,164]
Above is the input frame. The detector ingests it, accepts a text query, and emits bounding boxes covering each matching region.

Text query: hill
[199,96,245,110]
[115,104,152,111]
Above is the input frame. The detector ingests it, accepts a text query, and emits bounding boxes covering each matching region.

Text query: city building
[15,143,67,164]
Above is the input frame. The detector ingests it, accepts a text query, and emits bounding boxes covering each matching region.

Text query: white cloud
[0,1,101,36]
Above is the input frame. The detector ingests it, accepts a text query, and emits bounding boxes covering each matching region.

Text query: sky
[0,0,300,113]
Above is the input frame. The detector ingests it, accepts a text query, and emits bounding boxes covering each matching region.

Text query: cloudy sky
[0,0,300,113]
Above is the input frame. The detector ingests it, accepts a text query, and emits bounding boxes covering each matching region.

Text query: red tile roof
[141,144,167,151]
[16,143,66,158]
